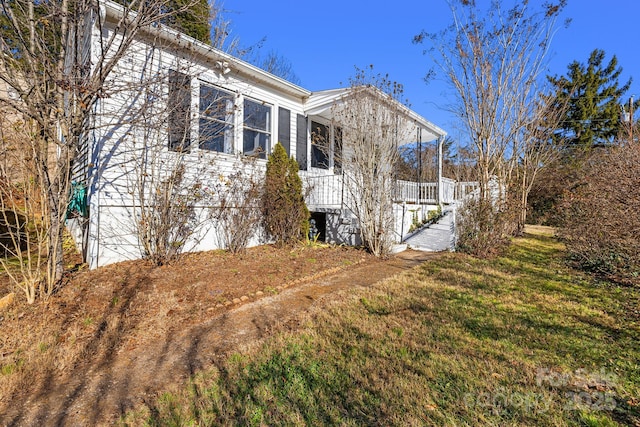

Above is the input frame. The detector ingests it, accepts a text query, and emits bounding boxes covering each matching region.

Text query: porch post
[436,135,444,206]
[417,127,422,204]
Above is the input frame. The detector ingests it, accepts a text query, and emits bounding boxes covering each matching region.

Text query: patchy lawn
[129,227,640,426]
[0,243,376,425]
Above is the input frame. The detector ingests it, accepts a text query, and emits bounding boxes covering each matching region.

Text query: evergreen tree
[263,143,309,245]
[167,0,211,44]
[548,49,630,149]
[113,0,212,44]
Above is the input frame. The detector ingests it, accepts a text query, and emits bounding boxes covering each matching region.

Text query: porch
[303,174,479,210]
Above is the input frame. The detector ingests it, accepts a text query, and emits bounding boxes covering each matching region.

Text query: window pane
[199,84,234,153]
[311,121,329,169]
[199,118,229,152]
[200,85,233,119]
[334,126,343,174]
[243,98,271,159]
[244,99,270,131]
[243,129,269,159]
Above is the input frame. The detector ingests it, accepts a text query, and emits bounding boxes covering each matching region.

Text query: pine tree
[113,0,212,44]
[263,143,309,245]
[549,49,630,149]
[167,0,211,44]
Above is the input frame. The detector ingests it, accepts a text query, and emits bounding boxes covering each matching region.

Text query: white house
[67,1,450,269]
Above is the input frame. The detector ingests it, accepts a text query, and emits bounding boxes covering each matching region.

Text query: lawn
[125,227,640,426]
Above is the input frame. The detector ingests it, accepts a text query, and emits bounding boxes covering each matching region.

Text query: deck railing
[303,174,344,208]
[303,174,479,208]
[454,181,480,200]
[394,180,437,204]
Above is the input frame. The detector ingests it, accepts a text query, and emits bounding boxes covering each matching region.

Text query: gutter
[98,0,311,100]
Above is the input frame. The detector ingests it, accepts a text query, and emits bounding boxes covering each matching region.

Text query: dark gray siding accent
[296,114,307,170]
[168,70,192,152]
[278,107,291,155]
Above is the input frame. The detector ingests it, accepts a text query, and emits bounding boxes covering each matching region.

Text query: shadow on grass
[131,231,640,426]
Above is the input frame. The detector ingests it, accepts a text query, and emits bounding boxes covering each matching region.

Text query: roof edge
[100,0,311,99]
[307,86,447,139]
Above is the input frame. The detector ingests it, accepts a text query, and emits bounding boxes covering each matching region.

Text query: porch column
[436,135,444,206]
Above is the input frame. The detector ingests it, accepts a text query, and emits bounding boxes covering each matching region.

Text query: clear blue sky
[223,0,640,142]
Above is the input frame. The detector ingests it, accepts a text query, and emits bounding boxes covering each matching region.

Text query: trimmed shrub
[263,143,309,245]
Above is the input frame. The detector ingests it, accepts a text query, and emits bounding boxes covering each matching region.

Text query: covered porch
[303,174,478,210]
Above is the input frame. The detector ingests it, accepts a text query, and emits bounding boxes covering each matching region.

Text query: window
[168,70,191,152]
[199,84,234,153]
[278,107,291,155]
[311,121,329,169]
[334,126,343,175]
[243,98,271,159]
[296,114,307,170]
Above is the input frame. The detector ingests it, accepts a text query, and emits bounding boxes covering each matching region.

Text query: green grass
[123,229,640,426]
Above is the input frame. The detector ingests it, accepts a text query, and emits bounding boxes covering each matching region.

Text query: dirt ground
[0,244,439,426]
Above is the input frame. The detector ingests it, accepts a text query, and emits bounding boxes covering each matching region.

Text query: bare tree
[211,156,264,253]
[328,67,411,257]
[103,59,211,266]
[0,106,48,303]
[558,141,640,284]
[513,90,570,232]
[251,50,301,85]
[414,0,568,203]
[0,0,228,299]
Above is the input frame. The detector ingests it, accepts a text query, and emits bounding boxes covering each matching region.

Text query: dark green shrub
[263,143,309,245]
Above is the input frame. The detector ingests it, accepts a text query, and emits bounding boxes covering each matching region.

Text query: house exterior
[68,1,449,269]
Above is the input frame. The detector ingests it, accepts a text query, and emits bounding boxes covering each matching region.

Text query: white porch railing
[303,174,479,208]
[442,177,456,204]
[394,180,437,204]
[303,174,344,208]
[454,181,480,200]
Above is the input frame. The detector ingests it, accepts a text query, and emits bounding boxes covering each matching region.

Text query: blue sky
[223,0,640,142]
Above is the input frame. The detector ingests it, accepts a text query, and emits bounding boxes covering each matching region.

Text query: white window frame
[242,97,272,159]
[198,81,236,154]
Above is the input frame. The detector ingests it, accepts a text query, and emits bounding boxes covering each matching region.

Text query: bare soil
[0,245,437,426]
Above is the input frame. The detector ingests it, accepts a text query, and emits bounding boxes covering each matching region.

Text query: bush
[558,144,640,285]
[263,143,309,245]
[527,157,582,227]
[455,197,512,258]
[212,158,263,254]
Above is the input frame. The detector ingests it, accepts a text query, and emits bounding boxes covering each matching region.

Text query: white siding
[81,6,448,268]
[87,22,306,267]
